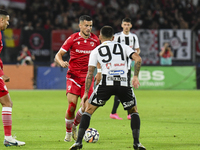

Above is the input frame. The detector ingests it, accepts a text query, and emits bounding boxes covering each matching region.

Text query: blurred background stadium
[0,0,200,90]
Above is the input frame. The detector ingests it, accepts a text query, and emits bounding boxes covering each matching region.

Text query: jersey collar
[79,32,91,39]
[102,41,112,45]
[122,31,130,36]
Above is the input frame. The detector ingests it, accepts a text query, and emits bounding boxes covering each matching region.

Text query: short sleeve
[61,36,73,52]
[133,35,140,49]
[125,44,136,58]
[88,48,98,67]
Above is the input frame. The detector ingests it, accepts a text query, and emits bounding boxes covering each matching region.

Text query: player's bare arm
[135,48,141,55]
[1,74,10,82]
[131,53,142,89]
[131,53,141,76]
[94,62,101,85]
[55,50,69,68]
[81,66,95,106]
[85,66,95,94]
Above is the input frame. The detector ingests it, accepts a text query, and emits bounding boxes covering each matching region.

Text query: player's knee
[1,99,13,107]
[67,102,76,117]
[128,106,138,114]
[10,101,13,107]
[85,105,96,115]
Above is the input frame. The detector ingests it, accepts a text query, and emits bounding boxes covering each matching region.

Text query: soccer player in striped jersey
[0,9,25,147]
[70,26,146,150]
[110,17,141,120]
[55,15,101,142]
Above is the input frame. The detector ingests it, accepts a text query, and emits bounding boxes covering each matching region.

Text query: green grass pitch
[0,90,199,150]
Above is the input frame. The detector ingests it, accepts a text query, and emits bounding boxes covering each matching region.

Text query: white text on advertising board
[132,70,165,87]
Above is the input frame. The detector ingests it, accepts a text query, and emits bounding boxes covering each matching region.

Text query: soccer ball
[83,128,99,143]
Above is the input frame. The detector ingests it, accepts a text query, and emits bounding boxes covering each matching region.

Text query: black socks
[131,113,140,144]
[76,112,91,144]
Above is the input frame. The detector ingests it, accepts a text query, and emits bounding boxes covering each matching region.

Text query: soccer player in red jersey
[55,15,101,142]
[0,9,25,147]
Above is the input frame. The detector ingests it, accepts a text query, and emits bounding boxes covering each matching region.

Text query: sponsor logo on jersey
[90,42,94,46]
[107,76,126,81]
[122,101,135,108]
[114,63,125,67]
[106,63,111,69]
[108,70,124,75]
[75,49,91,54]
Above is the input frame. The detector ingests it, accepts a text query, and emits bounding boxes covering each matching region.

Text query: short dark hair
[0,9,9,16]
[100,26,114,39]
[122,17,131,23]
[79,15,92,23]
[21,44,27,49]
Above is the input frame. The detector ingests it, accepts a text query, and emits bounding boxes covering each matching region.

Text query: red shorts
[0,78,9,97]
[66,76,94,98]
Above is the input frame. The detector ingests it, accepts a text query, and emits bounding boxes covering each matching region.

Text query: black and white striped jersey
[113,32,139,49]
[89,41,136,87]
[113,32,140,70]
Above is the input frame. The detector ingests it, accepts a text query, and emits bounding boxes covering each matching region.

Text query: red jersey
[61,32,100,77]
[19,50,32,58]
[161,47,171,58]
[0,32,4,76]
[0,32,3,53]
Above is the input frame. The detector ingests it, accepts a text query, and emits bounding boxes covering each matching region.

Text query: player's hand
[81,93,88,107]
[60,61,69,68]
[21,52,26,57]
[1,75,10,82]
[94,72,102,85]
[132,76,140,89]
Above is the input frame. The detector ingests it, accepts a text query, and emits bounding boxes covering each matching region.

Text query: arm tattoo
[85,66,95,93]
[134,61,141,77]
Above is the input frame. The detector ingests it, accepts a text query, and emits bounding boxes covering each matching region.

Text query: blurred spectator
[110,0,119,10]
[71,18,79,32]
[143,9,154,29]
[159,42,173,65]
[178,16,189,29]
[24,21,34,30]
[35,21,43,30]
[127,0,139,16]
[44,19,52,30]
[0,0,199,32]
[17,45,35,65]
[191,16,200,31]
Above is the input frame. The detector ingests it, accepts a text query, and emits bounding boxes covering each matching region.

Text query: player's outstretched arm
[55,50,69,68]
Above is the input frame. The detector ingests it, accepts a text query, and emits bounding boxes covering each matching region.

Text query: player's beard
[1,25,7,31]
[82,30,90,37]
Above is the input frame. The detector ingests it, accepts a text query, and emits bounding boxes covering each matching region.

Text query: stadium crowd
[0,0,200,32]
